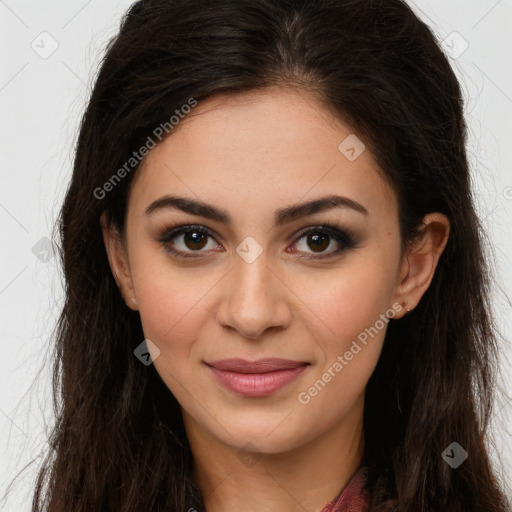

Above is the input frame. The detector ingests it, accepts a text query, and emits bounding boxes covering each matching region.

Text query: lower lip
[206,365,309,397]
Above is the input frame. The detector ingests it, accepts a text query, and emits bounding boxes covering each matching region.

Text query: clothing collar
[321,465,369,512]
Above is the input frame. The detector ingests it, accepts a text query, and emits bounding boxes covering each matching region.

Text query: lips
[206,358,309,373]
[205,358,310,397]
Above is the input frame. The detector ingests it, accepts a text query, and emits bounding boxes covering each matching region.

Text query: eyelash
[156,222,358,260]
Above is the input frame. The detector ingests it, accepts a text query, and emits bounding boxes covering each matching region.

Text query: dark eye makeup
[155,221,360,261]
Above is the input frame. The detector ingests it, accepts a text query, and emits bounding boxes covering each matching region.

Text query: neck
[184,395,365,512]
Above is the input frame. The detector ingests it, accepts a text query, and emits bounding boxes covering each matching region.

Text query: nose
[216,252,292,339]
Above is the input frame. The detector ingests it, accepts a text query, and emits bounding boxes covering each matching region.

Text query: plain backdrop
[1,0,511,509]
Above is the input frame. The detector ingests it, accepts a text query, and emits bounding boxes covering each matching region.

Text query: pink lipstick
[205,358,310,397]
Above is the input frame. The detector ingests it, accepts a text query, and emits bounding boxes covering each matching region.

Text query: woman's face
[107,88,410,454]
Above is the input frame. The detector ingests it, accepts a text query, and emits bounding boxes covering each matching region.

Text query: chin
[214,413,316,455]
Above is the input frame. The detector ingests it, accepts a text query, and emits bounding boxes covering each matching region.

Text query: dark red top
[321,466,369,512]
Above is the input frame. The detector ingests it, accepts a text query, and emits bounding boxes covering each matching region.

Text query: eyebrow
[145,194,369,225]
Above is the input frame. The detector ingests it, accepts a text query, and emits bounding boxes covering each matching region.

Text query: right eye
[157,224,223,259]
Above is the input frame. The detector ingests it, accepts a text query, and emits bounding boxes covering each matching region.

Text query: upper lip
[205,358,310,374]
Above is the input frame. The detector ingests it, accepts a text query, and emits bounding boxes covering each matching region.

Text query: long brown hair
[27,0,510,510]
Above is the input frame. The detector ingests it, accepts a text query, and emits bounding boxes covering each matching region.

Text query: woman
[32,0,510,510]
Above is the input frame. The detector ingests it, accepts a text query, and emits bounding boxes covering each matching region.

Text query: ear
[100,212,139,311]
[392,213,450,319]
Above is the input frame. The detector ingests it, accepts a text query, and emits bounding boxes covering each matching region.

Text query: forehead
[127,87,397,225]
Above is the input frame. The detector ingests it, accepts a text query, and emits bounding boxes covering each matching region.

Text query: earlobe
[393,213,450,318]
[100,212,138,311]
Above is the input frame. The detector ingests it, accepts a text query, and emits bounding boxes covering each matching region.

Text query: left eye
[293,231,340,255]
[288,226,355,259]
[158,224,355,260]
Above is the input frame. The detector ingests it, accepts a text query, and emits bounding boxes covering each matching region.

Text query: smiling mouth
[204,358,311,397]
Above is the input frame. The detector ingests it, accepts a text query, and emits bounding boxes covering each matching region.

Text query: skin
[101,87,450,512]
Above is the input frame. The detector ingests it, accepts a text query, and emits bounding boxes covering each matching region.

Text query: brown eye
[306,232,330,252]
[158,224,221,259]
[289,224,356,260]
[158,223,357,261]
[183,231,209,250]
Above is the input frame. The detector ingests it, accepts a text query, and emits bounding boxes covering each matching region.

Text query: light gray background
[0,0,511,509]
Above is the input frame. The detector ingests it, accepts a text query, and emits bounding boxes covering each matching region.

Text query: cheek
[132,265,215,407]
[298,253,398,347]
[134,266,213,347]
[290,289,393,447]
[129,251,223,391]
[291,252,398,411]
